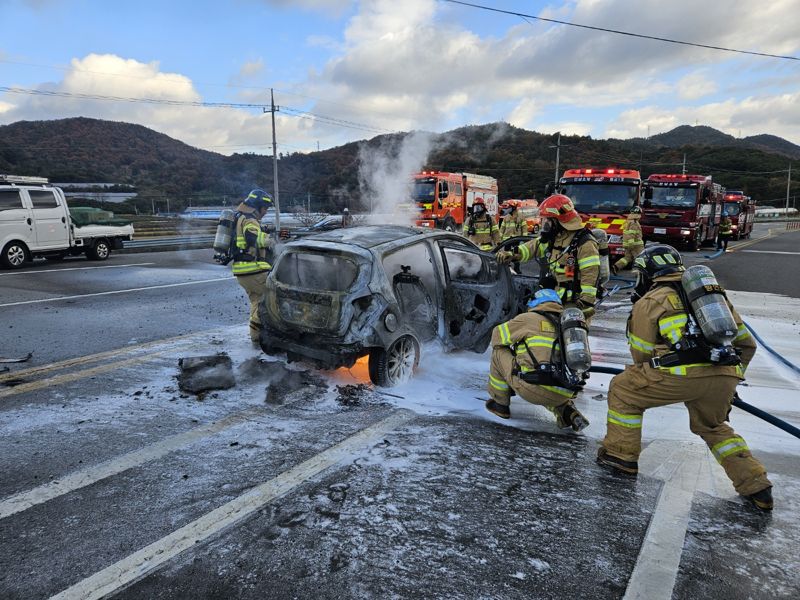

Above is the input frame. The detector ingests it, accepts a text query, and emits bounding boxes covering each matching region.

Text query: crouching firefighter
[597,245,773,510]
[230,189,275,345]
[485,286,591,432]
[497,194,600,319]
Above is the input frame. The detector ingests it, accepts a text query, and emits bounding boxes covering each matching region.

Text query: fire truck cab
[641,174,723,251]
[411,171,498,231]
[552,168,641,257]
[722,190,756,240]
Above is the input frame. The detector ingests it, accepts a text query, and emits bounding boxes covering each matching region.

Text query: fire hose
[588,365,800,440]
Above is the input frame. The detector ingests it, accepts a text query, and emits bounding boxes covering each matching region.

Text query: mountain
[0,117,796,213]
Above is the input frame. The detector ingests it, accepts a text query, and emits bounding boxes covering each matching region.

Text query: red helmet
[473,197,486,206]
[539,194,578,221]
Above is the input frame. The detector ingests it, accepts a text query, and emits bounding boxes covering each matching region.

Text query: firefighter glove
[496,250,517,265]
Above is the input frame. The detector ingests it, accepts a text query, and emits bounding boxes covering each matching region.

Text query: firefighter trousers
[614,245,643,271]
[601,364,771,496]
[488,347,577,416]
[235,271,268,342]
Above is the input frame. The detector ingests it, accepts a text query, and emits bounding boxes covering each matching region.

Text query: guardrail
[787,221,800,230]
[123,235,214,249]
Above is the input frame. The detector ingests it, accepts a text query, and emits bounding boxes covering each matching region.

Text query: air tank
[212,209,236,253]
[560,307,591,373]
[681,265,737,345]
[591,228,610,284]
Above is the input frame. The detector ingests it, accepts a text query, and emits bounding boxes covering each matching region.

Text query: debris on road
[177,354,235,394]
[335,384,371,407]
[0,352,33,363]
[264,364,326,405]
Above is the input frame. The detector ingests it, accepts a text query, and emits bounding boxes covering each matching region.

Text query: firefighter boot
[746,486,774,511]
[553,402,590,432]
[485,400,511,419]
[596,447,638,476]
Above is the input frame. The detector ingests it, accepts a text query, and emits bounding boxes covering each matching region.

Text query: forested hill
[0,117,797,212]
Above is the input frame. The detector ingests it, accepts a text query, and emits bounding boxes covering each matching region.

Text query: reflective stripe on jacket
[232,211,272,276]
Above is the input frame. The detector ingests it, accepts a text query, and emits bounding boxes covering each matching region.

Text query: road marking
[0,277,233,308]
[0,353,165,400]
[49,410,415,600]
[0,406,271,520]
[0,263,155,277]
[0,327,230,384]
[739,250,800,255]
[624,441,703,600]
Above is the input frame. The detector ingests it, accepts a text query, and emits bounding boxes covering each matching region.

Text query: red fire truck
[722,190,756,239]
[552,168,641,257]
[640,174,724,251]
[411,171,498,231]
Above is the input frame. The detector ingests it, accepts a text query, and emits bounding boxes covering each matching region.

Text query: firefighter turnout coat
[601,273,770,496]
[232,204,274,342]
[500,211,527,241]
[516,229,600,309]
[463,213,500,250]
[614,214,644,271]
[487,301,579,410]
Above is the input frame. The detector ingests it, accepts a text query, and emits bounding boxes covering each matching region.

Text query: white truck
[0,175,135,269]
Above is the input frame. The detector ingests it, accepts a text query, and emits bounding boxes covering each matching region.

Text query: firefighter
[232,189,275,345]
[485,287,589,431]
[596,245,773,510]
[499,200,527,241]
[717,212,733,251]
[463,198,500,250]
[497,194,600,317]
[611,206,644,273]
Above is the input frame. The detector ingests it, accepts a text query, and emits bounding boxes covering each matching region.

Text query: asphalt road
[1,225,799,599]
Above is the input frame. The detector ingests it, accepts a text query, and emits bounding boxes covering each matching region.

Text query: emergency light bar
[568,168,638,176]
[0,174,50,184]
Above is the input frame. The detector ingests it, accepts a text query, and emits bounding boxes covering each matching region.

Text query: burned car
[259,226,536,386]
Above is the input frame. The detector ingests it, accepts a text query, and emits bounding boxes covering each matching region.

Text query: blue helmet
[721,211,728,217]
[244,188,273,211]
[527,288,562,310]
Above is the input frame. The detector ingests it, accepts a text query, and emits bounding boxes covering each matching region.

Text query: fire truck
[551,168,641,257]
[640,174,724,251]
[411,171,498,231]
[722,190,756,239]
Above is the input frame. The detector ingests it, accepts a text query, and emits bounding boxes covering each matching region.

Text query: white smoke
[356,131,436,225]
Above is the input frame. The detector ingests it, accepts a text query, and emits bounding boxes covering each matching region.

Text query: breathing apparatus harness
[536,227,594,303]
[647,281,741,370]
[512,310,585,392]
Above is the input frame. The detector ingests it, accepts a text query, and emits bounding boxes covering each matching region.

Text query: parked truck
[411,171,498,231]
[0,175,134,269]
[550,168,641,257]
[722,190,756,239]
[640,174,723,251]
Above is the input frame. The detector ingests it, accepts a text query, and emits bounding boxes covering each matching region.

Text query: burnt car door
[438,241,515,352]
[381,241,438,342]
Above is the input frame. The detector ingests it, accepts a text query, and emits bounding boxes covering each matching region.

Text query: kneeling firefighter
[485,286,591,431]
[597,245,773,510]
[232,189,275,344]
[497,194,600,318]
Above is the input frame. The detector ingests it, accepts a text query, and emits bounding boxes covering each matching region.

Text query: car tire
[1,241,29,269]
[85,239,110,261]
[368,335,420,387]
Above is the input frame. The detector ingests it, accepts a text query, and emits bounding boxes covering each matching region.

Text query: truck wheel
[368,335,420,387]
[86,239,110,261]
[1,241,29,269]
[687,231,700,252]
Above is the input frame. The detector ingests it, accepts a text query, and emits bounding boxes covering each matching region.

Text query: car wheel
[1,241,29,269]
[368,335,420,387]
[86,239,110,261]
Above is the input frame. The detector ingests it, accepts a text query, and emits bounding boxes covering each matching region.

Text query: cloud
[676,70,718,100]
[238,59,265,78]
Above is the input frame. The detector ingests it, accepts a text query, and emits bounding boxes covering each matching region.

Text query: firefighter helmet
[633,245,684,279]
[630,206,642,214]
[244,189,273,211]
[500,200,518,215]
[538,194,583,231]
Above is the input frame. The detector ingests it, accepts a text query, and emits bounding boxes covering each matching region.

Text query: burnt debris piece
[177,354,236,394]
[0,352,33,363]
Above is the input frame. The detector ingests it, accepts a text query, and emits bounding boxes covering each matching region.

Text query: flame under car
[259,226,535,386]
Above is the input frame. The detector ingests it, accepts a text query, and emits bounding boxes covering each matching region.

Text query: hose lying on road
[743,320,800,377]
[588,365,800,440]
[703,249,725,260]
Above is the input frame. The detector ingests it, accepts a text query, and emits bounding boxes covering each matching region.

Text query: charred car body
[259,226,536,386]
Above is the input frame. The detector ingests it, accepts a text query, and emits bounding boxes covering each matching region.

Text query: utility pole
[550,132,562,185]
[166,197,170,215]
[682,153,687,175]
[265,88,281,231]
[151,198,155,215]
[786,163,792,216]
[307,191,311,214]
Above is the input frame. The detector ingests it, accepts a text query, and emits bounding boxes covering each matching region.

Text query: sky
[0,0,799,156]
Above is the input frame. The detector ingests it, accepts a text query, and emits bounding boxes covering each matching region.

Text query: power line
[441,0,800,61]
